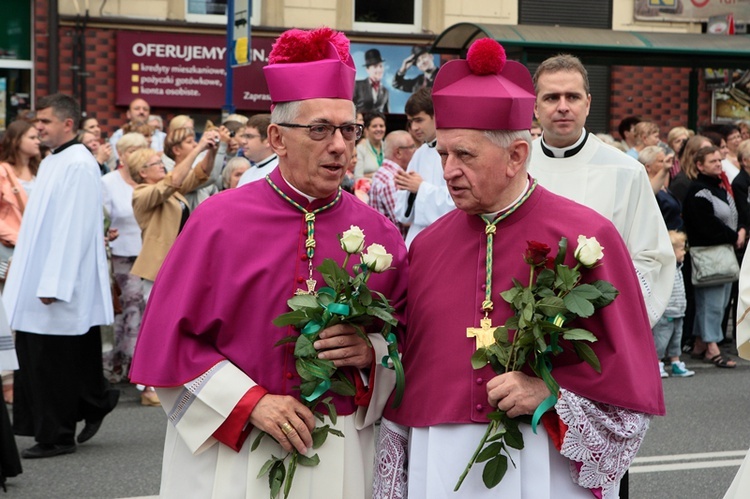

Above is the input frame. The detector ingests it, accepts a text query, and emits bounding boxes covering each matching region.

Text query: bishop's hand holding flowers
[455,235,617,491]
[254,226,402,499]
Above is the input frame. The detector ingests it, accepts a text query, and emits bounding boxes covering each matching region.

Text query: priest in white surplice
[374,39,665,499]
[527,54,675,327]
[394,87,455,247]
[4,93,118,459]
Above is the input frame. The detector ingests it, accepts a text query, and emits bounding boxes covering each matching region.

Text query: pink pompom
[466,38,506,75]
[269,27,350,64]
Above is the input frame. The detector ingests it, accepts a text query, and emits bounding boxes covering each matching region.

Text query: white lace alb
[372,418,408,499]
[557,388,651,498]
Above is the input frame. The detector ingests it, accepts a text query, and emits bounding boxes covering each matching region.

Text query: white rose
[574,235,604,268]
[340,225,365,254]
[361,243,393,273]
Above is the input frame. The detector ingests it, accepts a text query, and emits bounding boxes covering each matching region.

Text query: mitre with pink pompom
[263,27,355,104]
[432,38,535,130]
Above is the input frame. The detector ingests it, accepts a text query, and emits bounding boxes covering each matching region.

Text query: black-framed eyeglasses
[277,123,364,141]
[145,160,164,168]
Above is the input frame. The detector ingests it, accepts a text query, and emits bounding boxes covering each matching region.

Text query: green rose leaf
[294,334,317,358]
[573,341,602,373]
[358,286,373,306]
[287,294,320,311]
[536,296,566,317]
[482,454,508,489]
[366,306,398,326]
[563,290,595,318]
[562,328,598,342]
[257,457,277,479]
[570,283,602,300]
[328,428,345,438]
[269,460,286,498]
[554,237,568,267]
[503,425,524,450]
[555,265,578,291]
[476,442,503,463]
[493,326,509,344]
[330,379,357,396]
[318,258,349,289]
[590,280,619,308]
[274,335,299,347]
[535,268,555,288]
[297,453,321,467]
[251,431,267,452]
[322,398,338,426]
[500,287,520,304]
[311,425,329,449]
[273,310,311,327]
[471,348,489,369]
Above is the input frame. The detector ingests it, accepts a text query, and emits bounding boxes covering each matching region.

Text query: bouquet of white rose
[253,226,403,499]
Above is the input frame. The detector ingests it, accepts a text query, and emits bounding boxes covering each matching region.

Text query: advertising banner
[635,0,750,24]
[116,32,445,114]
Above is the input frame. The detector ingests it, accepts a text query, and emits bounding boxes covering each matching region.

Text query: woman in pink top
[0,120,38,246]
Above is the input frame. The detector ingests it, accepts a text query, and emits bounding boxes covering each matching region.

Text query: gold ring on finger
[280,422,294,436]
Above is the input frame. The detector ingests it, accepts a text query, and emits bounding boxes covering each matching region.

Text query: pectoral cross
[466,317,496,350]
[295,277,317,296]
[295,260,317,295]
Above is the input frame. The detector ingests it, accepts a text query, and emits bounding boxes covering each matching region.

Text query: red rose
[524,241,551,266]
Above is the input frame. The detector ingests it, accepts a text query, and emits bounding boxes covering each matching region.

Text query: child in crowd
[653,230,694,378]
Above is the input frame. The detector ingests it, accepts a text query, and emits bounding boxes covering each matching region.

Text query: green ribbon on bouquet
[300,288,351,402]
[381,329,405,408]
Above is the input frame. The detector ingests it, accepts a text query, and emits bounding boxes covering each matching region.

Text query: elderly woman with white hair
[221,156,250,190]
[101,132,149,387]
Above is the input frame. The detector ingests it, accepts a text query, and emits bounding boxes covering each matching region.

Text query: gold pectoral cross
[295,277,318,296]
[467,317,495,350]
[295,259,317,295]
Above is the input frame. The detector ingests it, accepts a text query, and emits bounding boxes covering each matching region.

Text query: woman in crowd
[0,120,39,197]
[221,156,250,190]
[168,115,194,134]
[666,126,691,177]
[682,146,744,368]
[81,116,117,172]
[130,128,220,300]
[670,135,712,203]
[101,133,149,388]
[626,121,660,159]
[355,111,386,179]
[80,130,113,175]
[725,124,743,170]
[0,121,34,246]
[222,120,246,160]
[640,145,682,231]
[163,126,227,209]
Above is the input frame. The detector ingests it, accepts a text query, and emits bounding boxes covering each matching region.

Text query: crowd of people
[0,25,748,497]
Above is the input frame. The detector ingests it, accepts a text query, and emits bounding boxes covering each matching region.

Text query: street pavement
[3,344,749,498]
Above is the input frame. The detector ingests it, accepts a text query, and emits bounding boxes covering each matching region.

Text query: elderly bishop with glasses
[130,28,408,499]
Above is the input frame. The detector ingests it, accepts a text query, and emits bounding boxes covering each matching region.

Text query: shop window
[354,0,421,34]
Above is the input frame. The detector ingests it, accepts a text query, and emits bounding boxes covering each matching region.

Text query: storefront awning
[431,23,750,68]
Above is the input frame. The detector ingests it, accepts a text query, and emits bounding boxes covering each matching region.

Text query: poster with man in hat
[393,45,440,94]
[353,48,389,113]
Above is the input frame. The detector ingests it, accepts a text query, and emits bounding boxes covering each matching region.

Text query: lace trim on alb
[557,388,651,498]
[167,360,228,426]
[372,418,409,499]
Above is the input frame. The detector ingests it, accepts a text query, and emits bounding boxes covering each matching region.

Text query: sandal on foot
[705,354,736,368]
